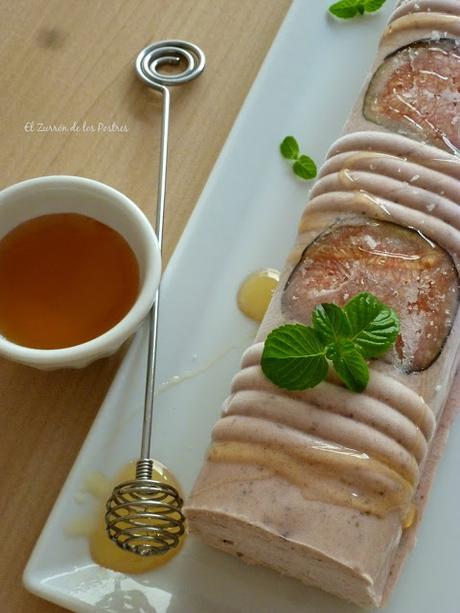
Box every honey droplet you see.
[237,268,280,322]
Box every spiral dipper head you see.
[135,40,206,91]
[105,459,185,556]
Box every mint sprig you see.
[329,0,386,19]
[261,292,399,393]
[280,136,317,180]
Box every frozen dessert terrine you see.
[185,1,460,607]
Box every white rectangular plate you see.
[24,1,460,611]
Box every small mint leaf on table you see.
[329,0,359,19]
[280,136,299,160]
[357,3,365,14]
[261,324,329,390]
[328,339,369,392]
[344,292,400,358]
[312,303,351,345]
[363,0,386,12]
[293,155,317,180]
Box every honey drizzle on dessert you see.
[297,211,335,236]
[340,151,401,167]
[207,441,415,524]
[338,168,356,188]
[354,191,393,216]
[337,151,402,190]
[402,503,418,529]
[383,13,460,41]
[332,148,460,180]
[89,461,185,573]
[302,189,393,224]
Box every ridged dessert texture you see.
[186,1,460,607]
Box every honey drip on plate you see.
[237,268,280,322]
[89,461,185,574]
[208,441,415,524]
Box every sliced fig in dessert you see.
[282,218,459,372]
[364,39,460,155]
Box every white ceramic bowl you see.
[0,175,161,369]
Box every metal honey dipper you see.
[105,40,205,556]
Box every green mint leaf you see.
[363,0,386,12]
[280,135,317,181]
[329,0,386,18]
[312,303,351,345]
[328,339,369,392]
[293,155,317,180]
[261,324,328,390]
[329,0,359,19]
[344,292,400,358]
[280,136,299,160]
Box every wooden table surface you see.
[0,1,290,611]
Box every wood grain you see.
[0,1,290,611]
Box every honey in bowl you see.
[0,213,140,349]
